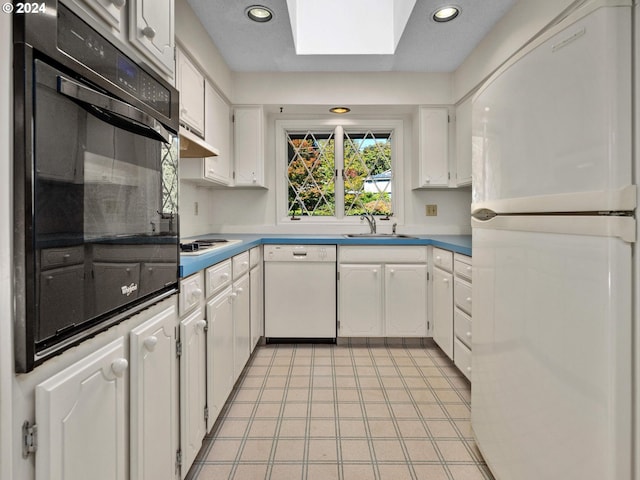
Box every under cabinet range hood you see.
[179,127,219,158]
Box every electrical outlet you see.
[425,204,438,216]
[194,202,199,216]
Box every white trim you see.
[471,214,636,243]
[471,186,637,215]
[275,118,404,226]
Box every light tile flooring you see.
[187,341,495,480]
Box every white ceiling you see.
[186,0,518,73]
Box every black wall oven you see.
[14,1,180,372]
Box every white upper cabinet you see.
[415,107,449,188]
[233,106,265,187]
[128,0,175,77]
[455,97,472,187]
[176,48,205,136]
[204,82,231,184]
[64,0,127,38]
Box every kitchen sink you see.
[344,233,418,239]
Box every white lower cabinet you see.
[250,262,264,351]
[384,264,428,336]
[130,304,179,480]
[432,266,454,359]
[233,273,251,381]
[206,286,235,429]
[453,253,472,380]
[338,246,428,337]
[339,264,384,336]
[35,337,128,480]
[179,307,207,479]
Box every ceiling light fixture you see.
[246,5,273,23]
[432,6,460,22]
[330,107,351,114]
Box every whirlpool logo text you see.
[121,283,138,296]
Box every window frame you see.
[275,118,404,226]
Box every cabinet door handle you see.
[221,273,230,280]
[111,358,129,377]
[443,278,449,284]
[435,256,441,261]
[242,261,249,267]
[229,292,238,300]
[466,297,472,303]
[196,320,207,330]
[193,288,203,298]
[389,269,395,274]
[236,287,244,294]
[466,266,472,272]
[144,336,158,352]
[372,269,378,274]
[466,331,471,338]
[110,0,125,8]
[142,26,156,39]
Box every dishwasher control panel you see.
[264,245,337,262]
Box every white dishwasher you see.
[264,245,337,340]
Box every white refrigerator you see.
[470,1,636,479]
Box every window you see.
[277,120,403,224]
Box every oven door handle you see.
[57,76,172,144]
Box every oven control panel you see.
[57,4,171,118]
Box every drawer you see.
[205,260,232,298]
[454,308,472,348]
[233,251,250,279]
[339,246,426,263]
[432,248,453,272]
[454,337,472,381]
[179,271,204,316]
[454,255,472,282]
[454,278,472,315]
[249,246,262,268]
[41,245,84,269]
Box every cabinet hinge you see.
[176,340,183,357]
[204,406,209,422]
[176,449,183,471]
[427,271,430,281]
[22,421,37,457]
[232,114,235,123]
[337,320,340,331]
[427,321,430,331]
[337,271,340,281]
[232,171,236,180]
[203,320,209,333]
[448,172,451,180]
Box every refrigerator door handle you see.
[471,209,498,221]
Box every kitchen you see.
[0,0,638,479]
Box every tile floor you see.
[186,340,495,480]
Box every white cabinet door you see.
[233,273,251,381]
[432,266,454,359]
[206,287,235,429]
[176,48,205,136]
[204,81,231,185]
[455,97,472,186]
[339,264,383,336]
[35,338,128,480]
[233,106,265,187]
[416,107,449,188]
[250,263,264,351]
[129,0,175,76]
[179,308,207,479]
[384,264,427,336]
[130,304,179,480]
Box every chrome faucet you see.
[361,214,377,234]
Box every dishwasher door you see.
[264,245,337,340]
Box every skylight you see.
[285,0,417,55]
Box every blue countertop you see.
[180,234,472,277]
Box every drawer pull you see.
[435,256,441,261]
[110,0,125,8]
[221,273,230,280]
[192,288,203,298]
[466,266,472,272]
[466,366,472,372]
[466,331,471,338]
[466,297,472,303]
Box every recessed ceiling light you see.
[330,107,351,114]
[433,6,460,22]
[246,5,273,23]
